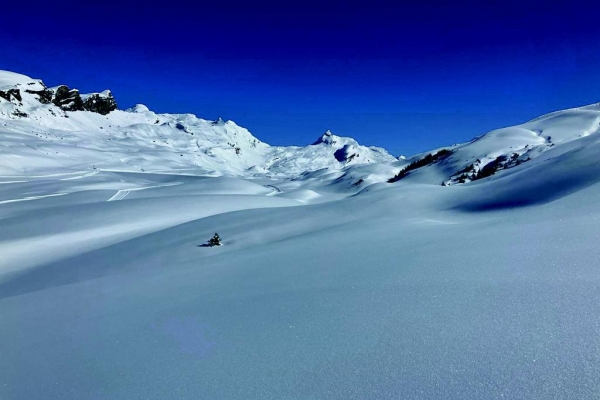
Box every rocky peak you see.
[50,85,85,112]
[212,117,226,126]
[81,90,117,115]
[313,130,340,145]
[45,85,117,114]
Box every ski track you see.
[107,190,130,201]
[0,171,92,179]
[0,180,30,184]
[107,181,184,201]
[59,170,99,181]
[0,192,69,205]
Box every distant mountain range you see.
[2,69,600,190]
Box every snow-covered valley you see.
[2,70,600,399]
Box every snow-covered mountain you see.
[3,69,600,191]
[0,70,396,177]
[3,69,600,399]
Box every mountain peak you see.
[127,104,150,113]
[313,130,342,145]
[213,117,226,126]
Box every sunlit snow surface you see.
[1,70,600,399]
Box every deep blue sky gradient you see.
[2,0,600,155]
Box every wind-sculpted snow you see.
[2,162,600,399]
[2,69,600,399]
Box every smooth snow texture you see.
[1,70,600,399]
[2,158,600,400]
[0,70,40,90]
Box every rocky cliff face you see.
[50,85,85,111]
[82,91,117,115]
[0,82,119,115]
[0,88,22,103]
[25,87,53,104]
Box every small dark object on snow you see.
[201,233,222,247]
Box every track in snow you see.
[0,180,29,185]
[59,170,100,181]
[106,181,184,201]
[0,192,69,205]
[107,190,130,201]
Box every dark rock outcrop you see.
[51,85,117,114]
[25,88,53,104]
[388,149,453,183]
[12,109,28,117]
[1,79,118,115]
[51,85,85,111]
[0,88,22,103]
[82,91,117,115]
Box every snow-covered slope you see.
[3,69,600,399]
[382,103,600,187]
[3,134,600,399]
[0,71,39,90]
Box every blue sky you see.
[2,0,600,155]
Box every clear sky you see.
[2,0,600,155]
